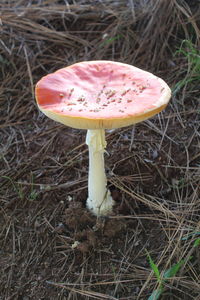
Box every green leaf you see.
[163,260,185,279]
[148,288,163,300]
[146,251,161,283]
[194,238,200,247]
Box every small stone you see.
[71,241,80,249]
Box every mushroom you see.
[35,61,171,216]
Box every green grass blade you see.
[100,34,122,47]
[182,231,200,241]
[163,260,185,279]
[146,251,161,283]
[194,238,200,247]
[148,288,163,300]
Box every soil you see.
[1,106,199,299]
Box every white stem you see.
[86,129,114,216]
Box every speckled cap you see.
[35,60,171,129]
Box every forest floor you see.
[0,1,200,299]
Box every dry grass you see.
[0,0,200,299]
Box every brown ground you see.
[0,1,200,299]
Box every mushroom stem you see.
[86,129,114,216]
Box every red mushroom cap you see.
[35,61,171,129]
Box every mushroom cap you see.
[35,61,171,129]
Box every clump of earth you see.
[63,200,129,254]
